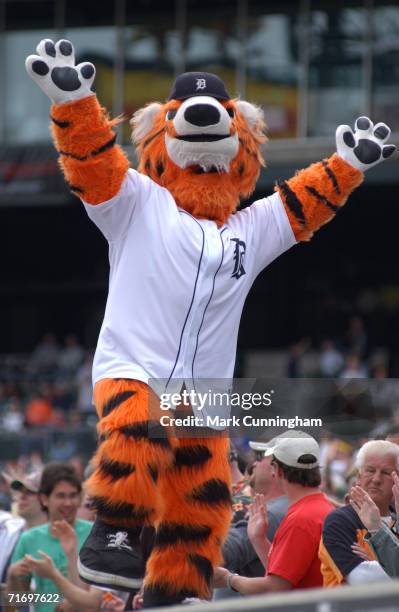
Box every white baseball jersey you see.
[83,169,296,423]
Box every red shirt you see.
[267,492,333,589]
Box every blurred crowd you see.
[287,315,395,379]
[1,430,399,610]
[0,332,94,435]
[2,314,399,438]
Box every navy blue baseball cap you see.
[168,72,230,101]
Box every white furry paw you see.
[25,39,95,104]
[336,116,396,172]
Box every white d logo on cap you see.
[196,78,206,91]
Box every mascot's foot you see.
[78,517,144,592]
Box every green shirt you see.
[11,519,92,612]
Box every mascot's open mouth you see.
[176,134,231,142]
[190,165,220,174]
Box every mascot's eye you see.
[226,107,234,118]
[166,109,177,121]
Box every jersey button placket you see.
[182,224,222,385]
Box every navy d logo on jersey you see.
[231,238,246,280]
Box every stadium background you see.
[0,0,399,461]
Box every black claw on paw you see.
[32,60,49,76]
[51,66,81,91]
[59,41,73,56]
[356,117,371,130]
[382,145,396,159]
[81,64,94,79]
[374,125,389,140]
[343,131,355,148]
[45,41,56,57]
[354,139,381,164]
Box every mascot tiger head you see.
[131,72,266,226]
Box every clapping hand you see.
[50,520,78,557]
[247,494,268,546]
[25,550,57,579]
[350,485,382,532]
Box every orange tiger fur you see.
[50,96,129,204]
[86,378,176,528]
[132,99,266,226]
[276,153,363,241]
[87,378,231,601]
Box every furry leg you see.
[142,436,232,607]
[86,379,176,528]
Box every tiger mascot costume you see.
[26,39,395,607]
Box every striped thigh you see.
[86,378,176,528]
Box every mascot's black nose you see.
[184,104,220,127]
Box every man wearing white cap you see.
[215,431,333,594]
[0,471,46,581]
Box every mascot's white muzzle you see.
[165,95,239,172]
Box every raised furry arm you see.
[50,96,129,204]
[276,153,363,241]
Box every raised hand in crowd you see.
[350,485,382,532]
[392,472,399,514]
[247,493,268,542]
[247,493,270,569]
[50,519,78,557]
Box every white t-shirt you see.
[0,511,25,579]
[83,169,296,423]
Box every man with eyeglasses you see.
[215,431,333,594]
[320,439,398,586]
[218,439,288,597]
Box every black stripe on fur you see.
[174,445,212,469]
[305,185,340,213]
[59,148,86,161]
[119,421,171,449]
[91,134,117,157]
[322,160,341,194]
[148,464,159,483]
[91,496,153,521]
[68,183,84,194]
[156,159,165,176]
[154,523,211,549]
[188,554,213,585]
[98,432,110,444]
[99,456,135,480]
[59,134,116,161]
[189,478,231,505]
[51,115,70,128]
[101,390,135,418]
[277,180,306,223]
